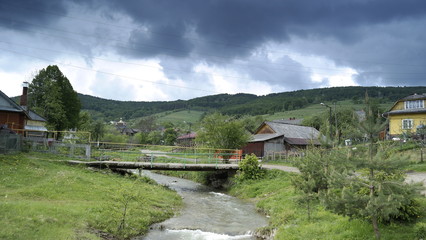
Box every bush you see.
[414,222,426,240]
[387,199,423,223]
[236,154,265,181]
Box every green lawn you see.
[156,110,204,125]
[230,170,426,240]
[0,153,182,240]
[263,100,393,121]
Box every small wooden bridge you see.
[68,160,240,171]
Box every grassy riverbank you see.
[0,153,182,240]
[229,170,426,240]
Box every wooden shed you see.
[242,121,321,158]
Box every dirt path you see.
[405,172,426,195]
[262,164,300,173]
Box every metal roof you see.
[266,121,321,139]
[250,133,283,142]
[0,90,25,113]
[401,93,426,101]
[383,108,426,117]
[21,106,47,122]
[385,93,426,115]
[177,132,197,140]
[250,121,322,145]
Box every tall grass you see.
[229,170,426,240]
[0,153,182,239]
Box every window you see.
[405,100,424,109]
[402,119,413,129]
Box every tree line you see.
[79,86,426,121]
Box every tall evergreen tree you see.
[324,94,422,240]
[29,65,81,131]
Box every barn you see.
[242,121,321,158]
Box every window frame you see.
[404,100,424,109]
[402,119,414,129]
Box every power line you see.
[0,18,368,77]
[1,40,424,88]
[0,16,349,75]
[0,47,220,94]
[2,1,425,68]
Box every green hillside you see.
[78,86,426,121]
[263,100,393,121]
[156,110,205,125]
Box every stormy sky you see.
[0,0,425,101]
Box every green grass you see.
[229,170,426,240]
[0,153,182,240]
[263,100,393,121]
[156,110,204,125]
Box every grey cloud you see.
[0,1,68,30]
[101,0,426,59]
[1,0,425,99]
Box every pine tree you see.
[324,94,422,240]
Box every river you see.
[133,171,268,240]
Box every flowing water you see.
[134,171,268,240]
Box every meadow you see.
[0,153,182,240]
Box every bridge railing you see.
[90,142,242,165]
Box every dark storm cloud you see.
[2,0,425,97]
[101,0,426,59]
[3,0,426,62]
[0,1,69,30]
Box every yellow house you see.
[383,93,426,137]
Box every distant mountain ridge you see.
[80,86,426,120]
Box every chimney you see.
[20,81,29,107]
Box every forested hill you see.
[79,86,426,120]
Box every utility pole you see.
[321,103,333,141]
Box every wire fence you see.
[0,132,22,154]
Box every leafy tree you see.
[78,111,105,142]
[147,130,162,145]
[135,132,150,144]
[196,112,250,163]
[163,122,178,145]
[239,115,265,133]
[91,120,105,142]
[136,116,158,133]
[78,111,92,131]
[29,65,81,131]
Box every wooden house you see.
[0,90,28,132]
[383,93,426,138]
[176,132,197,147]
[242,121,321,158]
[0,83,47,136]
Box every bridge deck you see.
[68,160,240,171]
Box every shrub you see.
[414,222,426,240]
[236,154,265,181]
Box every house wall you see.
[257,125,275,134]
[264,138,284,154]
[391,101,405,111]
[389,113,426,135]
[242,142,264,158]
[26,119,45,127]
[0,111,25,131]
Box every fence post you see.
[85,145,91,160]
